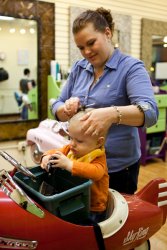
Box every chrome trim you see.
[0,237,38,249]
[0,151,36,179]
[30,143,43,164]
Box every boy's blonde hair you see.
[69,108,91,123]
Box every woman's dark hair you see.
[72,7,114,34]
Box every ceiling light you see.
[9,28,16,33]
[163,36,167,43]
[20,28,26,34]
[29,28,35,34]
[150,66,154,72]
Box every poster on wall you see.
[17,49,29,65]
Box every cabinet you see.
[139,94,167,165]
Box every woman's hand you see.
[80,107,114,136]
[63,97,80,118]
[48,152,73,172]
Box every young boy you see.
[41,110,109,223]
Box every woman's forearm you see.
[56,104,145,132]
[109,105,144,127]
[80,105,145,137]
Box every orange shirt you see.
[43,145,109,212]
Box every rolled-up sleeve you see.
[135,101,159,127]
[126,61,159,128]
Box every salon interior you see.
[0,0,167,249]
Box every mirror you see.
[141,18,167,72]
[151,35,167,83]
[0,0,55,141]
[0,16,38,120]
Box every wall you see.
[48,0,167,72]
[1,0,167,112]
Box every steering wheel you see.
[0,151,36,179]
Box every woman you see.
[51,7,158,194]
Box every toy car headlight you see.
[30,143,43,164]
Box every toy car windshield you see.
[0,169,44,218]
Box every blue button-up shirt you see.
[52,49,158,172]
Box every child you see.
[41,110,109,223]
